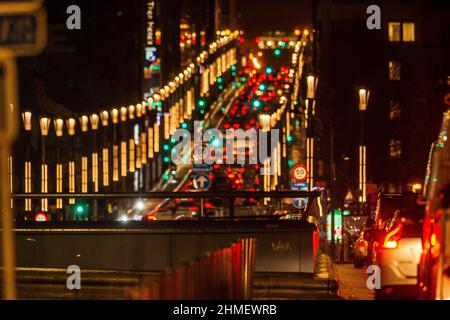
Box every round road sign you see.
[291,165,308,182]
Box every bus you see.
[418,108,450,299]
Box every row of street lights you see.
[13,32,240,217]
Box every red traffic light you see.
[34,212,48,222]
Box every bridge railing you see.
[127,238,256,300]
[11,190,322,221]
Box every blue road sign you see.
[193,163,212,173]
[292,182,309,209]
[193,173,211,190]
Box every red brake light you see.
[146,215,156,221]
[34,212,48,222]
[204,203,214,209]
[189,206,199,211]
[382,224,402,249]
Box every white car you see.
[372,194,424,299]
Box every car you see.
[418,108,450,300]
[370,193,424,299]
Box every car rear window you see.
[379,194,422,221]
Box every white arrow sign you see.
[193,173,210,190]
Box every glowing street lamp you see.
[22,112,33,212]
[79,115,89,193]
[358,87,370,211]
[358,88,370,111]
[90,114,100,193]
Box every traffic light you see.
[198,98,206,107]
[265,67,273,74]
[73,202,88,219]
[274,48,281,56]
[34,212,48,222]
[258,83,266,91]
[252,100,261,109]
[198,98,206,115]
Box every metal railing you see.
[127,238,256,300]
[12,190,322,221]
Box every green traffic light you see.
[73,202,88,217]
[163,144,169,151]
[198,99,206,107]
[287,135,293,143]
[265,67,273,74]
[181,122,188,129]
[288,159,294,168]
[252,100,261,108]
[274,49,281,56]
[259,83,266,91]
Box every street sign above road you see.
[193,163,212,173]
[291,164,308,182]
[0,1,47,56]
[292,181,308,209]
[193,173,211,191]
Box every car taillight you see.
[189,206,199,211]
[382,224,402,249]
[204,203,214,209]
[146,215,156,221]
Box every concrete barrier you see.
[14,220,317,274]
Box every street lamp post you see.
[358,88,370,215]
[119,106,128,192]
[66,118,76,209]
[54,118,64,218]
[79,115,89,195]
[21,112,32,218]
[39,117,50,215]
[259,114,271,204]
[89,114,99,220]
[306,75,318,191]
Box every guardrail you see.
[12,190,322,220]
[127,238,256,300]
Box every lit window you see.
[402,22,415,42]
[389,140,402,158]
[389,61,401,80]
[389,100,401,119]
[388,22,401,42]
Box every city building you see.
[317,0,450,205]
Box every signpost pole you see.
[0,56,18,300]
[1,0,47,299]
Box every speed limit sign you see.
[291,165,308,182]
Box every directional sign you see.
[0,2,47,56]
[292,181,308,209]
[193,163,212,173]
[291,165,308,182]
[193,173,211,190]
